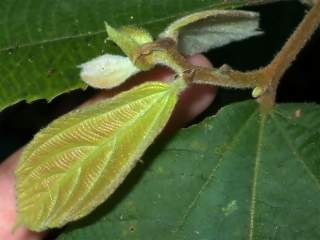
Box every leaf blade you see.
[15,81,182,231]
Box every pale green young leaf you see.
[106,23,152,63]
[120,25,153,45]
[160,10,261,55]
[15,80,186,231]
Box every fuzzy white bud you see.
[80,54,140,89]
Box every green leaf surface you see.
[0,0,282,112]
[15,80,183,231]
[59,100,320,239]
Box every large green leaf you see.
[0,0,284,112]
[59,100,320,239]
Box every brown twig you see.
[134,2,320,109]
[259,1,320,108]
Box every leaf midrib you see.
[170,106,259,237]
[248,113,266,240]
[64,90,174,223]
[23,90,166,164]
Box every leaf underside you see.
[60,100,320,240]
[178,11,261,56]
[0,0,282,112]
[15,81,178,231]
[160,10,261,56]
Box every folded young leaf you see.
[160,10,261,55]
[120,25,154,45]
[15,80,186,231]
[106,23,153,64]
[79,54,140,89]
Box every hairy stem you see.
[259,2,320,108]
[135,2,320,104]
[192,67,268,89]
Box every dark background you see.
[0,1,319,161]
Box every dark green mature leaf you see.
[0,0,283,112]
[59,101,320,239]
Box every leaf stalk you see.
[258,1,320,108]
[133,3,320,110]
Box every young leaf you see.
[106,23,153,65]
[79,54,140,89]
[15,79,186,231]
[120,25,154,45]
[80,25,152,90]
[160,10,261,55]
